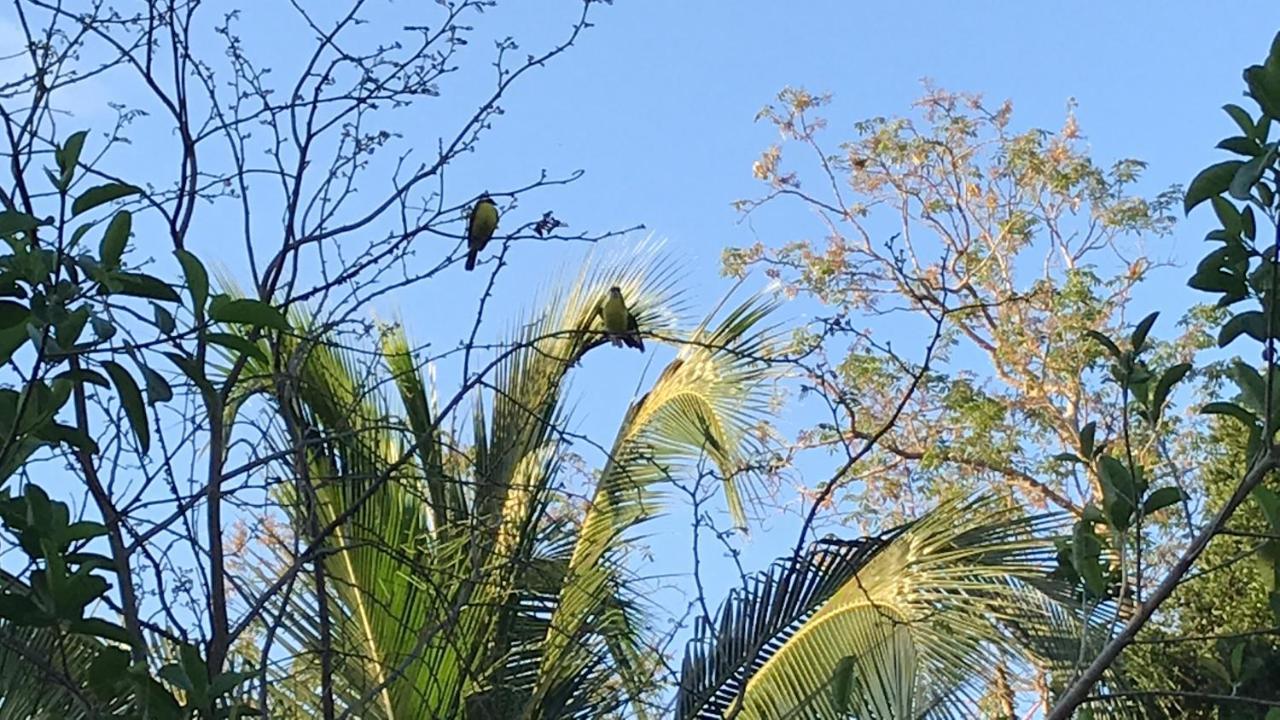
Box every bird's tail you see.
[465,249,477,271]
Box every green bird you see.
[599,286,644,351]
[464,193,499,271]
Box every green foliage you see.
[1122,422,1280,719]
[0,130,263,718]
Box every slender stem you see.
[69,355,147,660]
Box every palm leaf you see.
[0,621,107,718]
[675,534,903,720]
[529,292,783,718]
[676,495,1094,720]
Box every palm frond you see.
[0,621,111,719]
[530,292,783,718]
[676,495,1089,720]
[675,534,903,720]
[382,322,465,531]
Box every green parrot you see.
[599,286,644,351]
[465,193,499,271]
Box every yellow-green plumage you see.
[465,196,499,271]
[601,286,643,351]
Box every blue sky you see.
[5,0,1280,704]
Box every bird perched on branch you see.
[599,286,644,351]
[464,193,499,271]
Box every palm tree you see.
[236,248,783,719]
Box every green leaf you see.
[140,365,173,405]
[1202,656,1232,685]
[0,300,27,329]
[1151,363,1192,420]
[1130,311,1158,352]
[1253,487,1280,533]
[1072,523,1106,596]
[1244,205,1258,239]
[69,617,132,644]
[64,520,107,542]
[56,131,88,186]
[209,670,257,700]
[1225,104,1257,136]
[1217,136,1262,156]
[153,303,176,335]
[1052,452,1085,464]
[71,183,140,217]
[206,332,269,363]
[1212,196,1243,236]
[1185,160,1244,213]
[90,314,116,342]
[1084,330,1122,360]
[1230,152,1273,200]
[1078,421,1097,458]
[109,272,180,303]
[164,352,211,393]
[175,249,208,318]
[1201,401,1259,427]
[1097,455,1136,530]
[102,360,149,454]
[0,211,42,238]
[0,593,49,624]
[830,656,855,714]
[55,306,90,351]
[1246,65,1280,119]
[36,423,99,455]
[1219,310,1267,347]
[1229,360,1267,413]
[134,670,184,720]
[210,298,289,332]
[87,646,131,696]
[99,210,131,268]
[52,570,109,619]
[1189,265,1248,299]
[179,642,211,706]
[158,663,194,693]
[1142,487,1187,516]
[52,368,109,388]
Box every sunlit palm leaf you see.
[675,534,903,719]
[383,323,465,532]
[530,293,783,718]
[676,495,1091,720]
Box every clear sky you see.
[5,0,1280,706]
